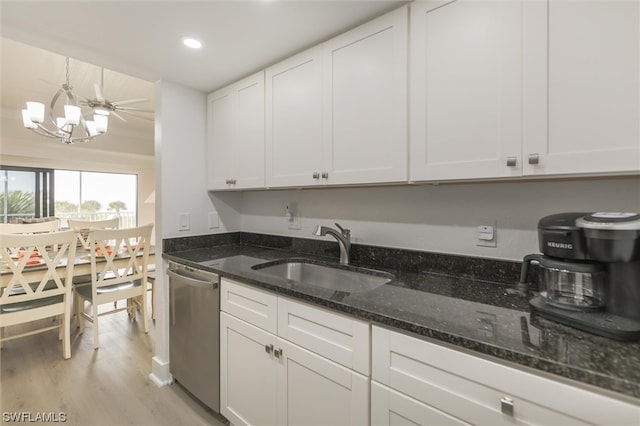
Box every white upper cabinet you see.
[322,5,408,185]
[265,6,408,188]
[410,0,639,182]
[207,71,265,190]
[266,46,324,187]
[522,0,640,176]
[410,0,523,181]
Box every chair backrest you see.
[0,230,77,307]
[88,224,153,290]
[0,219,61,234]
[68,217,119,250]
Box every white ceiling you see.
[1,0,405,157]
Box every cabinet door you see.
[277,338,369,426]
[371,381,469,426]
[322,6,408,185]
[266,46,324,188]
[233,72,265,189]
[220,312,277,426]
[523,0,640,175]
[207,88,235,190]
[207,71,265,190]
[410,0,522,181]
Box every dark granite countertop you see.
[163,243,640,401]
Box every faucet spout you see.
[312,223,351,265]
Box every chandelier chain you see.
[65,57,71,88]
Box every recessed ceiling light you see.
[182,37,202,49]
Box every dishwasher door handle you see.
[167,268,219,289]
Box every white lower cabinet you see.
[372,326,640,426]
[371,381,468,426]
[220,278,370,426]
[278,338,369,426]
[220,312,278,426]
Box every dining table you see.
[0,245,156,286]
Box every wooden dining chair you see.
[0,230,77,359]
[74,224,153,350]
[0,219,60,234]
[67,217,119,250]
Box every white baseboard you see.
[149,355,173,387]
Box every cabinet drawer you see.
[278,297,370,375]
[372,326,639,426]
[371,381,469,426]
[221,278,277,334]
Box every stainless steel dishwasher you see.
[167,261,220,413]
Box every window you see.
[0,166,138,227]
[0,167,54,223]
[54,170,137,228]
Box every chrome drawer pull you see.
[528,154,540,165]
[500,397,514,416]
[312,172,320,179]
[506,157,517,167]
[265,344,274,354]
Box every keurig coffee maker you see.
[519,212,640,341]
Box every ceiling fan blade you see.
[111,111,127,122]
[117,110,154,121]
[94,83,105,103]
[117,107,154,113]
[112,98,149,106]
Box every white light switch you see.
[208,211,219,229]
[178,213,190,231]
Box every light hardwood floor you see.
[0,295,228,426]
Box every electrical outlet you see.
[476,222,497,247]
[288,214,301,230]
[286,202,301,230]
[178,213,190,231]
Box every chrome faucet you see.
[313,223,351,265]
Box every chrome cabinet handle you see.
[528,154,540,165]
[312,172,320,179]
[506,157,517,167]
[273,348,283,358]
[500,397,514,416]
[265,344,274,354]
[225,179,237,185]
[321,172,329,179]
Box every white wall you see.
[240,177,640,261]
[155,81,241,239]
[151,79,241,386]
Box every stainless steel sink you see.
[252,258,393,293]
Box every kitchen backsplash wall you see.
[237,177,640,262]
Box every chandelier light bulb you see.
[94,114,108,133]
[21,110,37,129]
[26,102,45,123]
[94,107,110,116]
[56,117,71,134]
[85,120,98,137]
[64,105,81,125]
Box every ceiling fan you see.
[79,68,153,122]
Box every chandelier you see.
[20,57,109,144]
